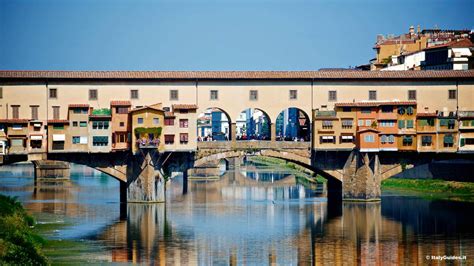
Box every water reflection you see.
[0,163,473,264]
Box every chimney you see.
[409,25,415,37]
[417,25,421,34]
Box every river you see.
[0,162,473,264]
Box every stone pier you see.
[126,151,166,203]
[32,160,70,180]
[342,150,381,201]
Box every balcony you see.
[136,138,160,149]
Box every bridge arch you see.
[275,107,311,142]
[235,108,272,141]
[197,107,232,141]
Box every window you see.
[137,117,143,124]
[421,136,432,146]
[170,90,179,101]
[398,120,405,129]
[365,120,371,126]
[448,89,457,100]
[116,107,128,114]
[402,136,413,146]
[72,121,78,127]
[381,106,393,113]
[249,90,258,101]
[380,120,395,127]
[53,106,60,119]
[328,90,337,101]
[89,89,98,100]
[210,90,218,100]
[369,90,377,100]
[153,118,160,125]
[406,120,414,128]
[289,90,298,100]
[408,90,417,100]
[130,89,139,99]
[461,138,474,146]
[361,108,371,114]
[180,133,189,144]
[53,124,64,130]
[12,124,23,130]
[179,109,188,114]
[444,134,454,147]
[79,121,87,127]
[322,120,333,129]
[49,88,57,99]
[448,119,455,129]
[0,87,2,98]
[320,136,335,144]
[165,118,175,126]
[165,135,175,145]
[92,121,109,129]
[119,122,125,127]
[115,133,128,143]
[10,139,24,147]
[73,108,88,114]
[180,119,189,128]
[406,106,414,115]
[342,107,351,112]
[364,135,375,142]
[340,135,353,143]
[93,136,109,146]
[341,119,353,129]
[72,136,80,144]
[52,141,64,150]
[358,120,364,126]
[11,105,19,119]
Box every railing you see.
[197,141,311,150]
[136,139,160,149]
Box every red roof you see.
[0,70,473,80]
[110,100,132,106]
[417,112,437,117]
[68,104,89,108]
[130,105,164,113]
[358,128,380,133]
[335,101,417,107]
[172,104,198,110]
[47,119,69,124]
[425,38,473,50]
[0,118,29,123]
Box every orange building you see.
[416,113,437,152]
[110,101,132,151]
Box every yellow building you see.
[130,104,165,153]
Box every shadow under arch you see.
[197,107,233,141]
[275,107,311,142]
[235,108,272,141]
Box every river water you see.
[0,162,473,265]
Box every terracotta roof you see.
[417,112,437,117]
[68,104,90,108]
[335,101,417,107]
[165,112,176,118]
[129,105,164,113]
[425,38,473,50]
[0,118,29,123]
[0,70,473,80]
[110,100,132,106]
[358,128,380,133]
[47,119,69,124]
[172,104,198,110]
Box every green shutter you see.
[407,120,414,128]
[419,119,428,126]
[444,135,454,144]
[440,119,448,126]
[407,106,414,115]
[398,120,405,129]
[471,120,474,126]
[460,138,465,147]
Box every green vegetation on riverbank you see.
[0,194,48,265]
[248,156,327,183]
[382,178,474,200]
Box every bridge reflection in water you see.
[1,164,474,264]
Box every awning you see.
[33,123,42,128]
[52,134,65,141]
[30,135,43,140]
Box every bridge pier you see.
[342,151,381,201]
[32,160,70,180]
[126,151,165,203]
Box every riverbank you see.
[382,178,474,201]
[0,194,48,265]
[247,156,327,183]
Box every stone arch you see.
[275,107,311,142]
[197,107,233,141]
[235,108,272,141]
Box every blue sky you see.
[0,0,473,71]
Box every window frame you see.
[448,89,457,100]
[89,89,98,100]
[49,88,57,99]
[408,90,417,100]
[328,90,337,101]
[210,90,219,100]
[369,90,377,101]
[289,90,298,100]
[130,89,139,100]
[170,90,179,101]
[249,90,258,101]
